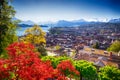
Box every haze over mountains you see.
[13,18,120,27]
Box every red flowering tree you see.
[0,42,79,80]
[0,59,9,79]
[57,60,79,79]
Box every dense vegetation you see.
[99,66,120,80]
[0,42,79,80]
[0,0,18,57]
[0,42,120,80]
[20,25,47,56]
[107,40,120,53]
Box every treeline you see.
[42,56,120,80]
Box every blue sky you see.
[12,0,120,22]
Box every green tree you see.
[0,0,18,57]
[20,25,47,56]
[92,42,100,49]
[99,66,120,80]
[74,60,97,80]
[107,40,120,52]
[55,45,61,50]
[37,44,47,56]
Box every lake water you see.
[16,27,50,36]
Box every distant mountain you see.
[55,20,73,27]
[18,24,48,28]
[13,17,120,27]
[19,20,35,25]
[109,18,120,23]
[53,19,89,27]
[41,19,105,27]
[12,17,35,25]
[72,19,86,22]
[18,24,33,27]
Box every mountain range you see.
[109,18,120,23]
[13,18,120,27]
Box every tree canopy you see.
[0,42,79,80]
[20,25,47,56]
[21,25,46,45]
[99,66,120,80]
[107,40,120,53]
[0,0,18,57]
[74,60,97,80]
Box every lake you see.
[16,27,50,36]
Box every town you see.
[46,23,120,68]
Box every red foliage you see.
[57,60,79,79]
[57,60,79,75]
[0,59,9,79]
[6,42,35,57]
[0,42,79,80]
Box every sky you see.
[12,0,120,23]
